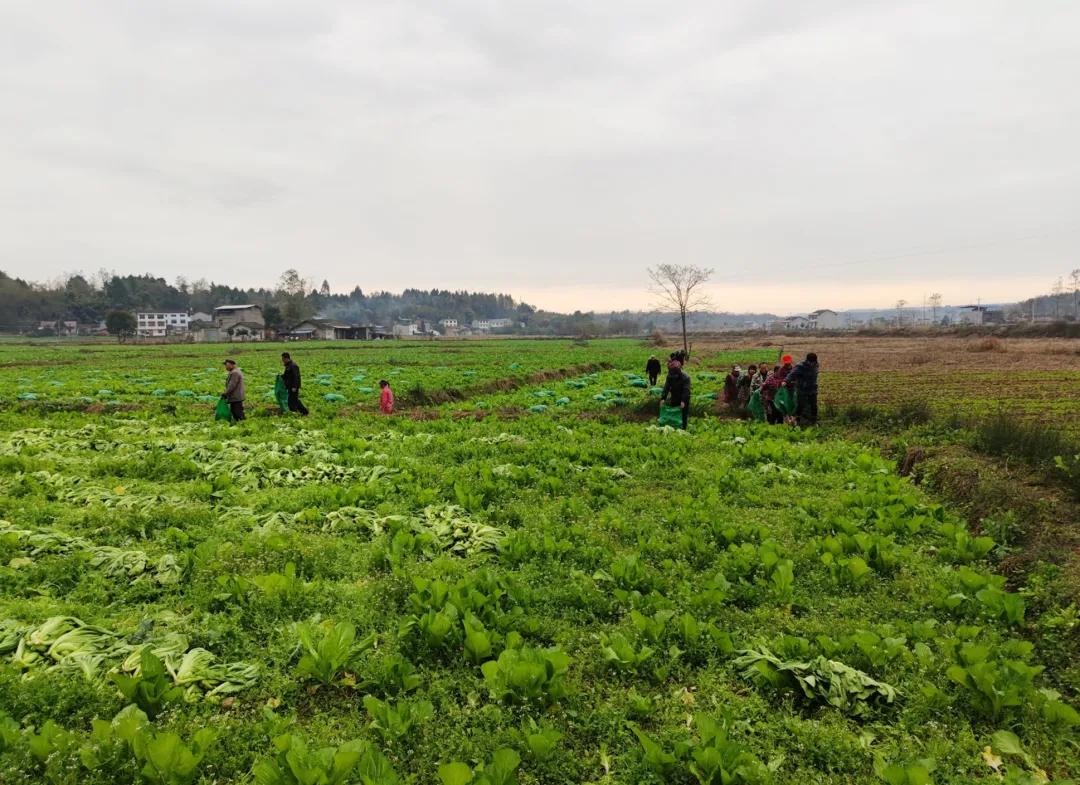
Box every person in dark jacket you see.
[785,352,819,426]
[281,352,309,416]
[661,353,692,430]
[645,355,662,387]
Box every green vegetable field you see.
[0,339,1076,784]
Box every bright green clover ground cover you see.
[0,340,1076,785]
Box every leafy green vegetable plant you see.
[252,734,399,785]
[293,620,376,687]
[437,748,520,785]
[110,649,182,719]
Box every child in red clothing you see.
[379,380,394,414]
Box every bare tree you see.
[1071,268,1080,319]
[895,299,907,328]
[1052,277,1064,319]
[928,293,943,324]
[277,269,314,325]
[647,265,714,357]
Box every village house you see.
[808,309,841,329]
[136,311,191,337]
[191,304,266,342]
[284,319,374,340]
[35,320,80,336]
[471,318,513,331]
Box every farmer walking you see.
[785,352,820,426]
[222,359,246,421]
[379,379,395,414]
[661,352,692,430]
[281,352,309,416]
[645,355,662,387]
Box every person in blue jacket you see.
[785,352,819,426]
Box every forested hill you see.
[0,270,532,332]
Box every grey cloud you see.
[1,1,1078,309]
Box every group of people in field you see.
[220,353,394,421]
[721,352,819,427]
[218,348,817,428]
[651,350,819,430]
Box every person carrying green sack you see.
[221,359,246,421]
[281,352,308,415]
[659,351,691,430]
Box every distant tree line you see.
[0,268,658,337]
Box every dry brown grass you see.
[968,337,1006,353]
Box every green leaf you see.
[438,761,474,785]
[989,730,1034,767]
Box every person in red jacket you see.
[379,380,394,414]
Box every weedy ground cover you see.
[0,339,1076,784]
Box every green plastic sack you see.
[774,386,797,417]
[658,403,684,428]
[747,390,765,421]
[274,375,289,412]
[214,398,232,422]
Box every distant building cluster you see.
[115,305,518,343]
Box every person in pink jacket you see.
[379,379,394,414]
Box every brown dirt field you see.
[696,334,1080,373]
[695,334,1080,431]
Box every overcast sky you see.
[2,1,1078,313]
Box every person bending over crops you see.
[645,355,662,387]
[221,359,246,421]
[281,352,309,416]
[379,379,394,414]
[661,353,691,430]
[785,352,819,426]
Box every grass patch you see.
[974,411,1074,463]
